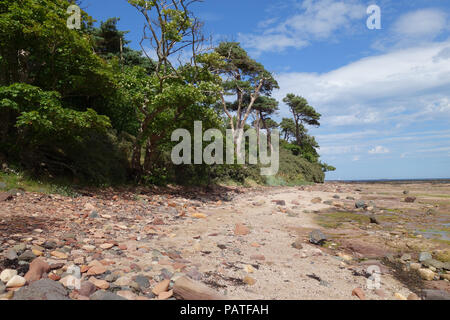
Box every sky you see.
[81,0,450,180]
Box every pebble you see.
[158,289,173,300]
[309,230,327,245]
[234,223,250,236]
[117,290,137,300]
[351,287,365,300]
[50,251,68,260]
[394,293,407,300]
[6,275,26,288]
[407,293,420,300]
[243,276,256,285]
[89,277,110,290]
[80,280,97,296]
[152,279,170,295]
[5,249,18,260]
[1,269,18,283]
[418,268,435,281]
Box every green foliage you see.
[0,0,334,188]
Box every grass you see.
[0,171,79,197]
[316,211,370,229]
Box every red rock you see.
[152,279,170,295]
[118,244,127,250]
[158,289,173,300]
[24,258,50,283]
[234,223,250,236]
[86,265,107,276]
[48,273,61,281]
[80,265,90,273]
[352,288,366,300]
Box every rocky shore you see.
[1,182,449,300]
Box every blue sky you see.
[82,0,450,180]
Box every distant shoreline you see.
[325,178,450,184]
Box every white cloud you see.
[393,9,447,39]
[368,146,390,154]
[239,0,366,53]
[273,41,450,115]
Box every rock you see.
[292,238,303,250]
[418,268,435,281]
[114,276,132,287]
[18,250,36,262]
[244,265,255,273]
[0,283,5,294]
[89,211,99,218]
[86,265,107,276]
[369,215,379,224]
[158,289,173,300]
[99,243,114,250]
[59,275,80,288]
[374,289,386,298]
[13,243,26,253]
[422,259,444,270]
[346,196,355,200]
[355,201,366,209]
[403,190,409,195]
[419,252,432,262]
[152,279,170,295]
[0,192,13,202]
[84,203,95,212]
[117,290,137,300]
[192,213,207,219]
[310,197,322,204]
[13,279,69,300]
[90,291,127,300]
[32,249,43,257]
[441,274,450,281]
[400,253,411,261]
[421,289,450,300]
[4,249,18,260]
[24,258,50,283]
[243,276,256,286]
[410,263,421,270]
[271,200,286,206]
[50,251,68,260]
[407,293,420,300]
[42,241,57,250]
[1,269,18,283]
[309,229,327,245]
[234,223,250,236]
[333,195,340,199]
[352,287,365,300]
[6,275,26,288]
[405,197,416,203]
[173,276,226,300]
[134,275,150,289]
[77,280,96,297]
[394,293,407,300]
[89,277,109,290]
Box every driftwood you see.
[173,276,228,300]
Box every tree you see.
[127,0,220,175]
[280,118,296,142]
[205,42,278,158]
[282,94,321,146]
